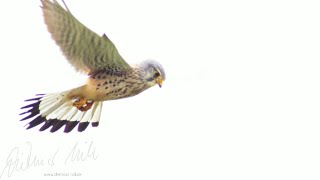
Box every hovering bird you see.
[20,0,166,133]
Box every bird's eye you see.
[154,72,160,78]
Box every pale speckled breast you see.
[87,69,149,101]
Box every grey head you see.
[139,59,166,88]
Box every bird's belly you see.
[86,78,147,101]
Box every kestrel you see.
[20,0,166,133]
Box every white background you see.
[0,0,319,179]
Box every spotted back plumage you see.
[41,0,130,74]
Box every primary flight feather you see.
[20,0,166,133]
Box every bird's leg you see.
[73,97,94,112]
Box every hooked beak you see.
[155,76,164,88]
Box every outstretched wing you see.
[41,0,130,74]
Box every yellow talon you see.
[73,97,94,111]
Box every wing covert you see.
[41,0,130,74]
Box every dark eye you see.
[154,72,160,78]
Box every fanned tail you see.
[20,91,103,133]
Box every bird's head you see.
[139,59,166,88]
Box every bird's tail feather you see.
[20,90,103,133]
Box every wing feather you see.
[41,0,130,74]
